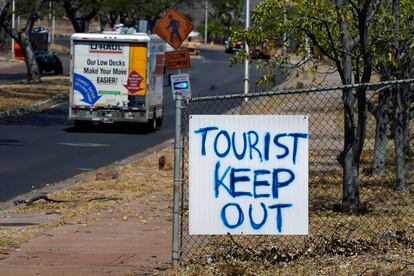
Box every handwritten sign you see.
[189,115,309,235]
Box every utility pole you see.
[11,0,15,59]
[243,0,250,101]
[204,0,208,44]
[52,7,55,43]
[48,1,52,44]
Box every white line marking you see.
[58,142,111,147]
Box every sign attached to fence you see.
[189,115,309,235]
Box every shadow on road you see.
[0,107,161,136]
[0,138,24,147]
[64,122,159,135]
[0,108,70,127]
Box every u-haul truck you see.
[69,33,165,130]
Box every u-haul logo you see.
[89,44,123,54]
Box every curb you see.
[0,60,24,69]
[0,92,68,120]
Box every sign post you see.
[159,9,193,266]
[172,92,183,267]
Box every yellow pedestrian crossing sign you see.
[154,8,194,49]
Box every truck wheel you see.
[54,61,63,75]
[146,117,157,132]
[156,116,163,128]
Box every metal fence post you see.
[172,92,183,267]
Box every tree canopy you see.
[231,0,414,210]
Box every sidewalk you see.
[0,190,172,275]
[0,51,24,68]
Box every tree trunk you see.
[338,50,361,210]
[20,34,40,81]
[109,12,118,28]
[81,19,89,33]
[342,150,360,208]
[63,1,96,33]
[146,16,157,33]
[99,14,108,32]
[340,85,361,210]
[0,0,42,81]
[390,0,408,190]
[373,89,390,175]
[0,28,7,49]
[336,0,361,210]
[392,86,408,190]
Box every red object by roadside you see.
[14,41,24,60]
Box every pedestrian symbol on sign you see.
[167,15,182,43]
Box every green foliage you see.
[96,0,196,30]
[371,0,414,79]
[232,0,414,86]
[199,0,243,39]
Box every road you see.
[0,47,282,202]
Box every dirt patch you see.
[0,76,69,112]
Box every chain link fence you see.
[175,79,414,263]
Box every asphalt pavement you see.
[0,47,278,202]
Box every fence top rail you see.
[189,78,414,103]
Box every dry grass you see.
[0,148,174,253]
[169,251,414,275]
[0,76,69,112]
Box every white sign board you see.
[189,115,308,235]
[171,74,191,99]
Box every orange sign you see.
[154,8,193,49]
[165,49,191,70]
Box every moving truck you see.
[69,33,165,130]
